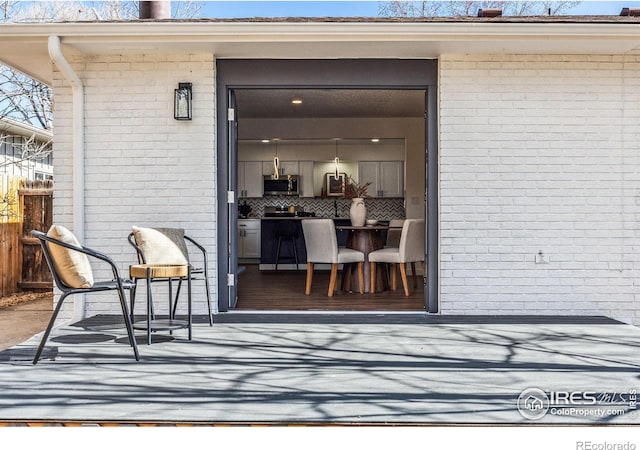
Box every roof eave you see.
[1,20,640,86]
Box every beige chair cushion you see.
[131,226,189,265]
[46,225,94,288]
[368,247,402,264]
[337,248,365,264]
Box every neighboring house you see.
[0,116,53,181]
[1,116,52,224]
[0,14,639,325]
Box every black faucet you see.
[334,200,338,217]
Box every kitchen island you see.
[259,217,351,270]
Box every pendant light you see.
[334,138,340,179]
[272,139,280,180]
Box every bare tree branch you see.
[0,134,53,170]
[0,66,52,129]
[0,0,203,135]
[8,1,202,22]
[378,1,582,17]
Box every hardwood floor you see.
[236,264,425,311]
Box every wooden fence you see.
[0,222,22,296]
[0,177,52,296]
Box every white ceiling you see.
[235,89,426,118]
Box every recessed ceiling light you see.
[371,138,380,143]
[261,139,270,143]
[291,99,303,105]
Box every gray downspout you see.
[48,35,86,320]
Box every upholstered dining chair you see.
[386,219,405,248]
[368,219,425,296]
[31,226,139,364]
[128,226,213,326]
[301,219,365,297]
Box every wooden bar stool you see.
[129,263,192,345]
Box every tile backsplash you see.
[240,197,406,220]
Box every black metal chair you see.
[128,228,213,326]
[31,229,140,364]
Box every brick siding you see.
[439,54,640,324]
[50,51,640,325]
[51,53,216,321]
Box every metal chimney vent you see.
[478,8,502,17]
[620,7,640,16]
[139,1,171,19]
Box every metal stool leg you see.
[172,278,182,318]
[291,236,299,270]
[187,266,192,340]
[146,268,152,345]
[275,236,283,271]
[204,273,213,325]
[130,279,138,324]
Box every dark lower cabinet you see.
[333,219,351,247]
[261,220,306,266]
[260,219,351,267]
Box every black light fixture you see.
[272,139,280,180]
[333,138,341,179]
[174,82,192,120]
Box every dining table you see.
[335,224,396,293]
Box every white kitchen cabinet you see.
[298,161,314,197]
[238,161,263,198]
[262,160,299,176]
[358,161,404,198]
[238,219,261,258]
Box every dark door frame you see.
[216,59,438,313]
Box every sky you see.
[198,0,640,18]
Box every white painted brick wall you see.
[49,66,75,322]
[49,51,640,326]
[51,53,217,321]
[439,54,640,325]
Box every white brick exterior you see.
[52,53,216,321]
[50,51,640,325]
[439,54,640,324]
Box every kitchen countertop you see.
[258,216,350,220]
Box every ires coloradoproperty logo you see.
[517,388,638,420]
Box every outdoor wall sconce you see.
[174,82,192,120]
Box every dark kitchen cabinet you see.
[260,219,351,269]
[260,220,307,268]
[333,219,351,247]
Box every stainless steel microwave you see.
[263,175,299,196]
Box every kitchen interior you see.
[235,88,427,311]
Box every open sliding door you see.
[217,59,438,313]
[426,85,439,313]
[227,89,239,308]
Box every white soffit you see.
[0,21,639,85]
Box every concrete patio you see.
[1,313,639,425]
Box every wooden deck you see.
[236,264,425,311]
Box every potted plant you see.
[344,175,371,226]
[343,175,371,199]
